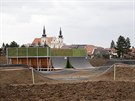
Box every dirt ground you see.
[90,58,108,67]
[0,64,135,101]
[1,81,135,101]
[94,65,135,81]
[0,68,55,85]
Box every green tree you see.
[110,40,115,49]
[9,41,19,47]
[125,37,131,53]
[6,43,9,47]
[21,44,25,47]
[115,35,131,58]
[2,43,5,48]
[0,43,7,55]
[38,42,41,46]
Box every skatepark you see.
[1,47,135,101]
[1,59,135,101]
[1,55,135,81]
[1,47,135,81]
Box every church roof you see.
[32,38,41,45]
[85,45,100,55]
[47,37,53,44]
[32,37,54,45]
[59,28,63,38]
[132,48,135,53]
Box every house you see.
[106,48,118,59]
[106,48,135,59]
[32,26,64,48]
[62,44,87,49]
[127,48,135,59]
[85,45,97,57]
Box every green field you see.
[7,47,87,57]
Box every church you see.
[32,26,64,48]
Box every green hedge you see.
[73,49,87,57]
[8,48,17,56]
[51,49,73,56]
[38,47,51,56]
[18,48,27,56]
[28,48,37,56]
[7,47,87,57]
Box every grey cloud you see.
[0,0,134,47]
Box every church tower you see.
[58,27,63,48]
[41,26,47,46]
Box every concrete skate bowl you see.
[39,69,93,81]
[69,57,94,69]
[51,57,67,69]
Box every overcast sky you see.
[0,0,135,48]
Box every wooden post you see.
[16,48,18,64]
[6,48,8,64]
[114,65,116,81]
[26,47,28,65]
[37,47,39,69]
[30,67,35,84]
[47,47,48,71]
[49,48,53,71]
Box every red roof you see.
[132,48,135,53]
[47,37,53,44]
[32,38,41,45]
[86,45,96,55]
[32,37,53,45]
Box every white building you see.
[32,26,64,48]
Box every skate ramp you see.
[69,57,93,69]
[51,57,67,69]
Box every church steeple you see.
[59,27,63,38]
[42,26,46,37]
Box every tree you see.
[5,43,9,48]
[110,40,115,49]
[9,41,19,47]
[2,43,5,48]
[21,45,25,47]
[115,35,131,58]
[2,43,6,55]
[125,37,131,53]
[38,42,41,46]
